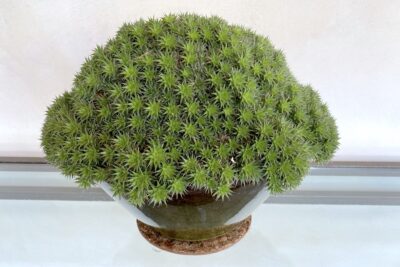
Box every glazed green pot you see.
[101,181,269,253]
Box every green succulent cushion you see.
[41,14,339,206]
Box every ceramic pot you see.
[100,182,269,254]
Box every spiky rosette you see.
[41,14,339,206]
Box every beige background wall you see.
[1,0,399,161]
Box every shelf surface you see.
[1,200,399,267]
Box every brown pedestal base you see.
[137,216,252,255]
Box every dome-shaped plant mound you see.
[41,14,339,206]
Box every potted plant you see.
[41,14,339,255]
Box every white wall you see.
[1,0,399,161]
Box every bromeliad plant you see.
[41,14,339,207]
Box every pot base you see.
[137,216,251,255]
